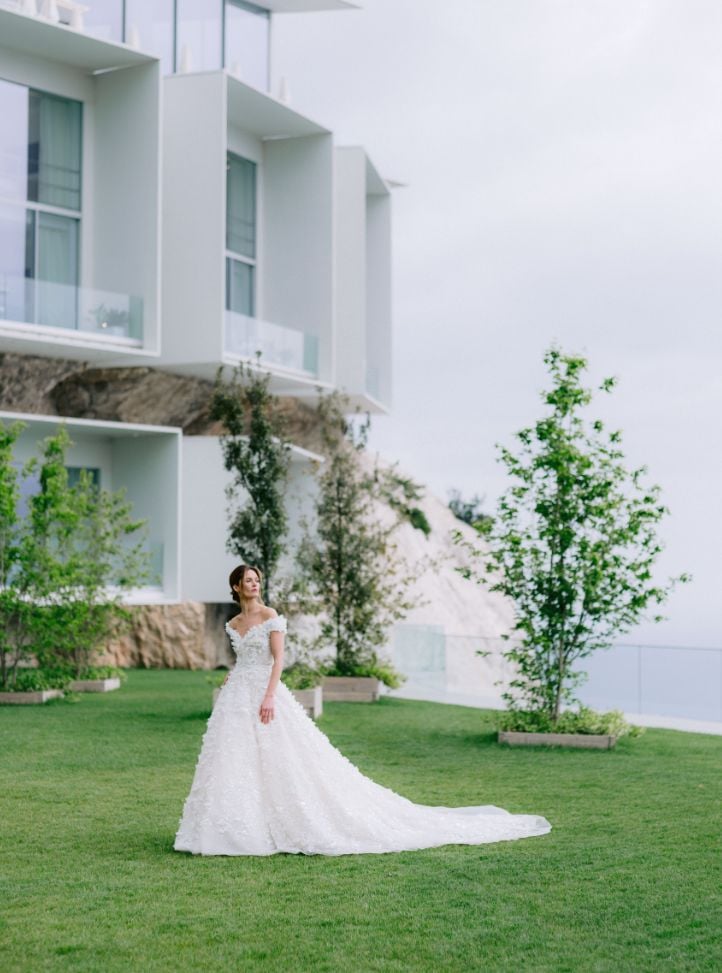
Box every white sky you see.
[274,0,722,648]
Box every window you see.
[224,1,270,90]
[0,80,82,331]
[66,467,101,489]
[225,153,257,317]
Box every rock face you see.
[51,366,216,432]
[100,602,237,670]
[0,353,84,414]
[0,353,324,447]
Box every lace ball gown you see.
[173,616,551,856]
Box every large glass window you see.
[0,81,29,201]
[225,152,257,317]
[176,0,223,73]
[0,79,82,332]
[125,0,175,76]
[225,1,270,90]
[226,153,256,258]
[83,0,124,43]
[27,90,82,211]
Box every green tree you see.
[210,361,290,601]
[378,464,431,537]
[0,419,38,691]
[299,393,413,684]
[4,425,150,684]
[38,461,150,679]
[458,347,688,722]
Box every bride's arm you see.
[260,631,284,724]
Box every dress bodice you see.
[225,615,287,670]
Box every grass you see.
[1,670,720,973]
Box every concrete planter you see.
[498,730,618,750]
[69,677,121,693]
[322,676,382,703]
[291,685,323,719]
[212,687,222,707]
[0,689,64,705]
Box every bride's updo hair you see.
[229,564,264,610]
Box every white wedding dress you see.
[173,616,551,856]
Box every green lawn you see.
[1,671,720,973]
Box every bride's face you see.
[239,570,260,600]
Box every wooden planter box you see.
[0,689,64,705]
[322,676,382,703]
[69,677,121,693]
[291,686,323,719]
[498,730,618,750]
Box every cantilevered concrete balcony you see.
[160,70,335,397]
[0,8,162,363]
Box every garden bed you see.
[69,677,121,693]
[0,689,64,705]
[291,685,323,719]
[498,730,618,749]
[322,676,382,702]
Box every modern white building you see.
[0,0,394,619]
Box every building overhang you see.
[0,8,158,73]
[1,409,182,604]
[0,322,159,365]
[225,71,330,138]
[0,409,181,442]
[158,357,335,401]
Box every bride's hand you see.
[259,694,275,724]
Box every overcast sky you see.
[274,0,722,648]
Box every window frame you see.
[0,79,83,331]
[225,150,258,318]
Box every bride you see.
[173,564,551,856]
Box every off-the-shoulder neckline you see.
[225,616,284,640]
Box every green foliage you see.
[210,359,291,600]
[0,423,149,688]
[10,667,73,692]
[0,420,35,691]
[448,488,493,530]
[458,346,689,723]
[81,664,126,682]
[297,391,413,683]
[378,464,432,536]
[498,705,643,738]
[281,661,324,691]
[323,657,405,689]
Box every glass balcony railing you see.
[224,311,319,377]
[0,273,143,342]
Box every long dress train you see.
[173,616,551,856]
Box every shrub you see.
[323,658,405,689]
[10,667,73,692]
[281,662,324,691]
[498,705,643,738]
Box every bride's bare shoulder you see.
[261,606,278,620]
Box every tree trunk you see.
[552,642,565,723]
